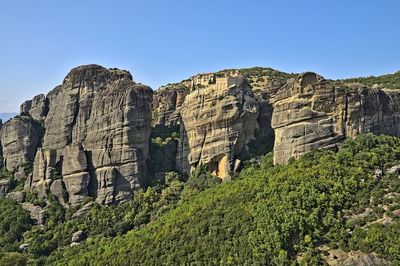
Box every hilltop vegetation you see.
[28,134,400,265]
[341,71,400,89]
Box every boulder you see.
[19,243,29,253]
[388,165,400,176]
[6,191,25,203]
[21,202,45,226]
[71,230,86,243]
[72,201,94,219]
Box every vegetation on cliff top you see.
[341,71,400,89]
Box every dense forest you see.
[1,134,400,265]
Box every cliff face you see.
[2,65,400,206]
[3,65,153,205]
[152,86,188,127]
[177,77,259,180]
[0,116,43,171]
[271,72,400,164]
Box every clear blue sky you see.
[0,0,399,112]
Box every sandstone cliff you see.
[271,72,400,164]
[3,65,400,206]
[2,65,153,205]
[177,77,259,180]
[0,116,43,171]
[152,85,188,127]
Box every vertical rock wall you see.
[1,64,153,205]
[177,77,259,180]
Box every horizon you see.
[1,0,400,112]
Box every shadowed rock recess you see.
[2,65,400,205]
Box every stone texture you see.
[29,148,57,198]
[49,179,66,204]
[177,77,259,180]
[271,72,400,164]
[20,94,48,121]
[6,191,25,203]
[71,230,86,243]
[21,202,45,226]
[0,116,43,171]
[0,179,11,197]
[25,65,153,205]
[320,247,391,266]
[152,86,188,127]
[14,167,28,181]
[72,201,94,219]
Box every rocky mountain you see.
[1,65,400,207]
[153,68,400,168]
[1,65,153,205]
[1,65,400,265]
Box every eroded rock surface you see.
[0,116,43,171]
[20,94,48,121]
[271,72,400,164]
[177,77,259,180]
[21,65,153,205]
[152,86,188,127]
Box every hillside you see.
[2,66,400,265]
[340,71,400,90]
[19,134,398,265]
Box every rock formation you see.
[152,85,188,127]
[2,64,153,205]
[20,94,48,121]
[3,65,400,206]
[0,116,43,171]
[0,179,11,197]
[177,77,259,180]
[271,72,400,164]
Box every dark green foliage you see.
[0,198,33,252]
[2,134,400,264]
[0,252,29,266]
[150,125,180,140]
[147,125,180,182]
[341,71,400,89]
[11,168,220,261]
[43,134,400,264]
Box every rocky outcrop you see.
[320,247,391,266]
[21,202,45,225]
[22,64,153,205]
[71,230,86,243]
[20,94,48,121]
[0,179,11,197]
[0,116,43,171]
[152,86,188,127]
[6,191,25,203]
[271,72,400,164]
[72,201,94,219]
[177,77,259,180]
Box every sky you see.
[0,0,399,112]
